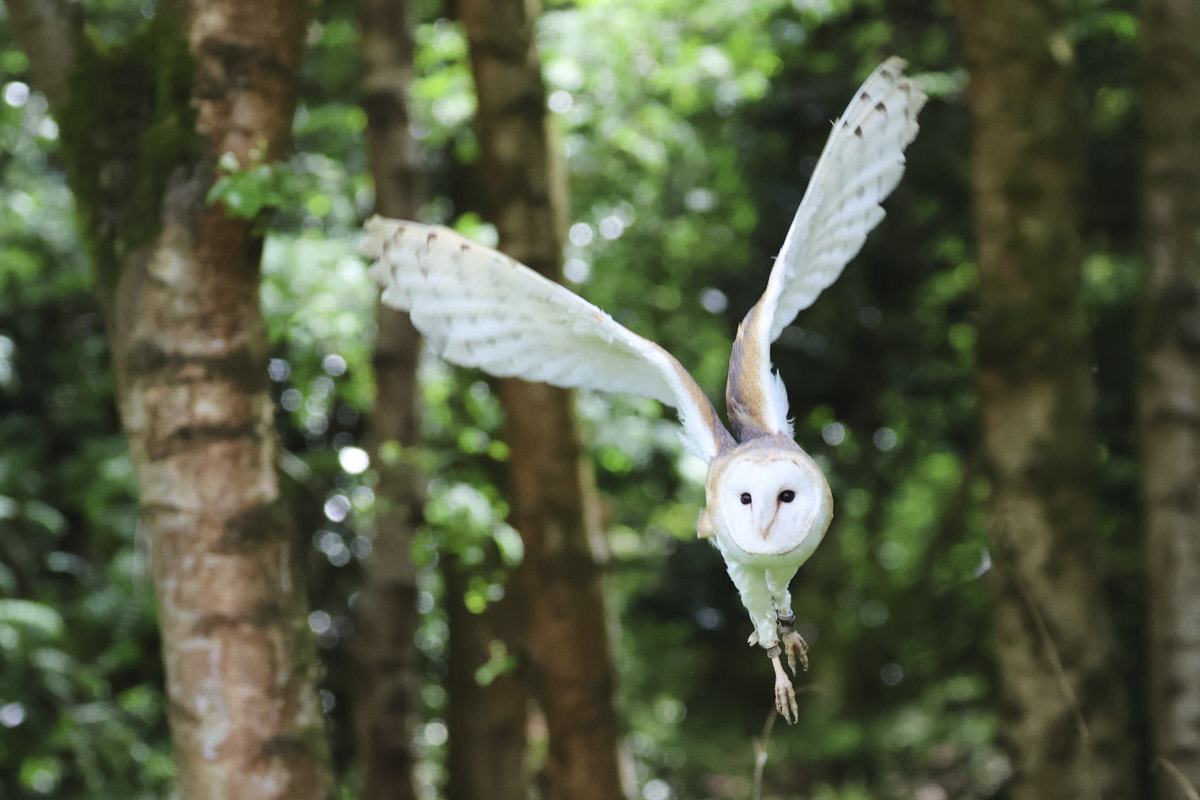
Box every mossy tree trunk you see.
[7,1,333,798]
[950,2,1139,799]
[457,0,628,797]
[1139,0,1200,796]
[348,0,425,797]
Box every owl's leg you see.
[723,561,800,721]
[765,568,808,675]
[766,643,799,723]
[725,562,778,649]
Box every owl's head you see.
[697,436,833,561]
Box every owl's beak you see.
[756,505,779,540]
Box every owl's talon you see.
[748,630,759,647]
[782,630,809,675]
[771,656,798,724]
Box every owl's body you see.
[363,58,925,722]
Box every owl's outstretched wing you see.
[727,57,925,440]
[363,218,734,461]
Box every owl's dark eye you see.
[740,492,752,505]
[778,490,796,503]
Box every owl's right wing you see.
[726,57,925,440]
[363,218,734,461]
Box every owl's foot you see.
[768,649,798,724]
[781,630,809,674]
[777,611,809,675]
[749,612,809,675]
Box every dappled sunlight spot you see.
[0,335,14,388]
[307,610,331,635]
[545,55,585,91]
[695,606,724,631]
[415,618,448,658]
[700,288,727,314]
[350,536,372,559]
[654,696,686,724]
[337,446,369,475]
[280,388,302,411]
[432,94,473,127]
[0,701,26,728]
[7,191,35,219]
[598,214,624,240]
[880,663,904,686]
[564,258,591,283]
[915,784,948,800]
[267,358,290,381]
[37,117,57,141]
[643,778,671,800]
[323,494,351,522]
[322,354,346,376]
[872,427,898,451]
[314,530,351,568]
[677,452,707,486]
[3,81,29,107]
[684,187,716,212]
[548,90,573,113]
[569,221,594,246]
[822,422,846,446]
[351,486,374,509]
[417,591,435,615]
[420,720,448,747]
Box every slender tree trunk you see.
[349,1,425,798]
[457,1,627,798]
[1139,0,1200,796]
[950,3,1139,799]
[444,552,530,800]
[7,1,333,798]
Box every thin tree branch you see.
[751,709,777,800]
[1157,757,1200,800]
[4,0,83,112]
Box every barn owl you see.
[363,58,924,723]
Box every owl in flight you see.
[363,58,925,723]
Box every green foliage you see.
[207,149,309,221]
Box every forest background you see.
[1,0,1198,799]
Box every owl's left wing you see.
[363,218,734,461]
[727,58,925,440]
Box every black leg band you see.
[766,645,782,659]
[777,611,796,633]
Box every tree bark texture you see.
[1139,0,1200,796]
[8,1,334,797]
[951,2,1139,799]
[349,0,425,798]
[458,0,628,798]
